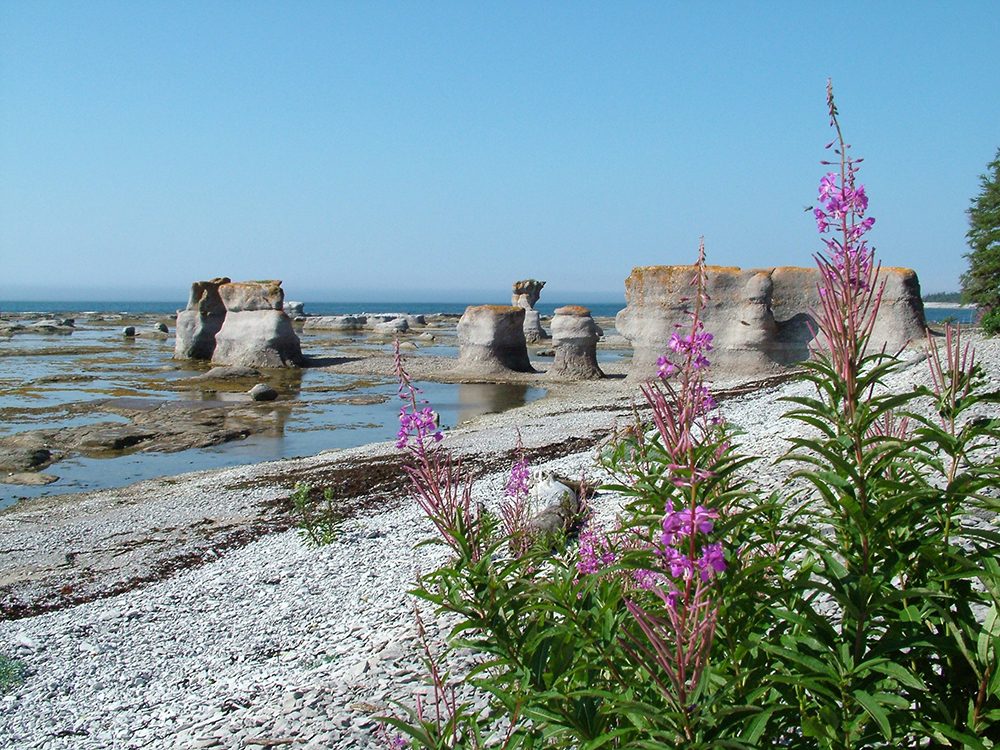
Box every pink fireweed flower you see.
[818,172,839,201]
[632,567,665,591]
[393,338,444,448]
[655,500,725,581]
[660,502,719,545]
[505,457,531,498]
[393,339,483,560]
[660,546,695,579]
[814,207,829,233]
[656,355,677,379]
[668,330,714,357]
[694,385,716,412]
[698,542,726,581]
[812,99,877,298]
[396,406,443,449]
[576,525,616,576]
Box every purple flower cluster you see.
[814,173,873,236]
[656,502,726,584]
[505,458,531,499]
[812,89,876,295]
[631,567,665,591]
[661,502,718,539]
[815,170,874,287]
[393,342,444,449]
[670,328,714,368]
[575,523,665,590]
[576,525,616,576]
[657,324,714,379]
[396,406,443,449]
[693,385,716,414]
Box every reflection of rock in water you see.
[456,383,531,424]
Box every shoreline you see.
[922,300,977,309]
[0,365,640,621]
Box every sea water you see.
[0,312,557,506]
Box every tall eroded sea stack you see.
[616,264,926,378]
[174,279,302,368]
[511,279,549,343]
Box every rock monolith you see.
[456,305,534,374]
[549,305,604,379]
[174,277,230,360]
[212,281,302,368]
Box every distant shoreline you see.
[923,301,977,309]
[0,299,628,318]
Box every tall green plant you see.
[770,81,1000,748]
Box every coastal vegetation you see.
[383,85,1000,748]
[923,291,963,303]
[0,654,27,695]
[290,482,343,547]
[962,148,1000,334]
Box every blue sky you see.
[1,1,997,301]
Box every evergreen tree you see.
[961,148,1000,334]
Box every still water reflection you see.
[1,377,546,507]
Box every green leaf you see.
[925,720,990,749]
[869,660,927,690]
[853,689,892,740]
[977,604,999,664]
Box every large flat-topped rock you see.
[212,309,302,368]
[456,305,534,374]
[616,264,926,378]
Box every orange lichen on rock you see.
[554,305,591,317]
[472,304,523,314]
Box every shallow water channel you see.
[0,320,547,506]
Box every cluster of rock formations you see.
[168,266,927,383]
[175,278,303,368]
[616,264,927,378]
[455,280,606,380]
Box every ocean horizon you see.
[0,299,630,319]
[0,298,979,324]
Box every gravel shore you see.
[2,334,997,750]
